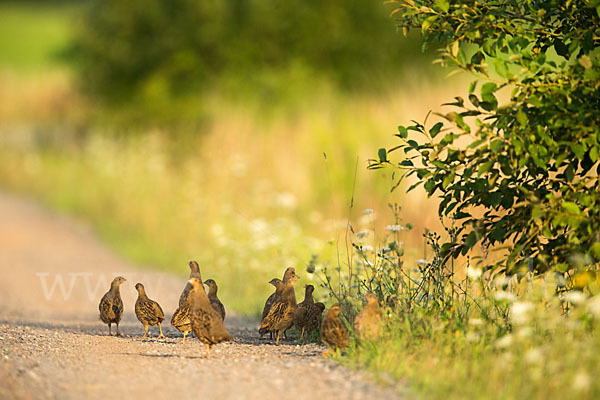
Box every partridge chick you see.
[179,260,201,306]
[259,272,299,344]
[260,278,284,339]
[98,276,126,336]
[171,260,201,343]
[134,283,166,339]
[353,293,382,340]
[321,305,349,356]
[204,279,226,320]
[292,284,325,340]
[189,277,233,356]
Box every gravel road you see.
[0,192,403,400]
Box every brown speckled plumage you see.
[134,283,165,339]
[188,277,233,355]
[353,293,382,340]
[178,260,201,307]
[321,305,349,355]
[171,261,201,343]
[98,276,126,336]
[204,279,226,321]
[259,271,299,344]
[260,278,283,339]
[170,306,192,343]
[292,285,325,339]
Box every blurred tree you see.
[371,1,600,280]
[74,0,428,107]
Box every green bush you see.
[74,0,429,107]
[372,0,600,280]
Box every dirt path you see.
[0,192,403,400]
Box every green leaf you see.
[442,172,455,189]
[481,83,498,110]
[424,179,436,195]
[454,114,470,133]
[478,161,492,176]
[397,126,408,138]
[469,80,478,94]
[591,243,600,260]
[490,228,506,242]
[578,55,592,69]
[494,58,508,78]
[554,39,570,58]
[435,0,449,12]
[465,231,478,249]
[429,122,443,138]
[590,146,599,162]
[378,148,388,163]
[556,263,570,273]
[516,109,527,126]
[562,202,581,215]
[422,15,437,32]
[490,140,504,152]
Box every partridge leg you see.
[142,325,149,339]
[116,322,121,337]
[276,331,281,345]
[108,323,112,336]
[182,331,188,344]
[204,343,211,358]
[157,323,166,339]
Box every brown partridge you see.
[292,284,325,340]
[188,277,233,356]
[353,293,382,340]
[321,305,349,356]
[259,271,299,344]
[98,276,126,336]
[134,283,166,339]
[203,279,226,321]
[171,260,201,343]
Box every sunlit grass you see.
[318,219,600,400]
[0,71,459,315]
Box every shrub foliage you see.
[74,0,425,103]
[371,1,600,278]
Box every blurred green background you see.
[0,0,451,315]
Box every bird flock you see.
[98,261,383,356]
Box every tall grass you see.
[0,69,460,315]
[315,204,600,399]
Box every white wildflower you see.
[524,348,543,365]
[563,290,587,305]
[362,209,374,214]
[274,192,297,210]
[572,370,591,392]
[511,301,534,325]
[466,332,480,342]
[249,218,268,235]
[211,224,224,238]
[492,275,511,288]
[586,295,600,317]
[355,231,369,239]
[495,334,513,349]
[416,259,428,265]
[466,266,482,280]
[359,245,374,252]
[494,291,516,303]
[516,326,532,339]
[468,318,484,326]
[385,225,405,232]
